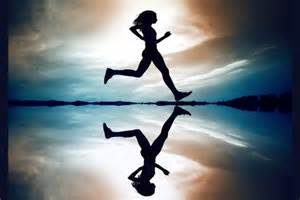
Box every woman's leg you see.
[104,57,151,84]
[103,123,150,149]
[152,53,180,96]
[150,106,191,156]
[152,53,192,101]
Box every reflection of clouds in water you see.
[132,112,248,148]
[9,136,118,200]
[174,120,248,148]
[9,134,206,200]
[9,106,292,199]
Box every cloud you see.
[135,60,249,93]
[252,45,278,56]
[8,0,292,101]
[185,0,291,37]
[9,0,119,36]
[9,0,123,80]
[179,60,249,86]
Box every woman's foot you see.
[174,106,191,116]
[175,91,192,101]
[104,68,113,84]
[103,123,112,138]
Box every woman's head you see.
[131,181,156,196]
[134,10,157,26]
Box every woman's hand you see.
[128,166,143,181]
[157,31,171,43]
[164,31,171,37]
[163,170,170,176]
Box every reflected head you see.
[132,181,155,196]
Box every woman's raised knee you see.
[135,70,144,77]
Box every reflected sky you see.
[9,106,292,200]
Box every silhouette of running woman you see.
[103,106,191,196]
[104,10,192,101]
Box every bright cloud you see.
[135,59,250,93]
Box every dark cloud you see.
[9,0,119,37]
[9,0,38,28]
[185,0,292,37]
[168,32,289,70]
[164,33,292,101]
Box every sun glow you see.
[64,0,207,69]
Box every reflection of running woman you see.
[104,10,192,101]
[103,106,191,196]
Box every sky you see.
[8,0,292,101]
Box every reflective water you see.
[8,105,292,200]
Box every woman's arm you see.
[129,25,144,40]
[155,163,170,175]
[157,31,171,43]
[128,166,143,181]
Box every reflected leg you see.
[103,123,150,149]
[150,106,191,156]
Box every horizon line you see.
[7,93,291,113]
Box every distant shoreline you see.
[8,92,291,113]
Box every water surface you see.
[8,105,292,200]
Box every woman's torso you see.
[140,148,156,179]
[141,26,157,50]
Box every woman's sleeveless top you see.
[141,26,157,49]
